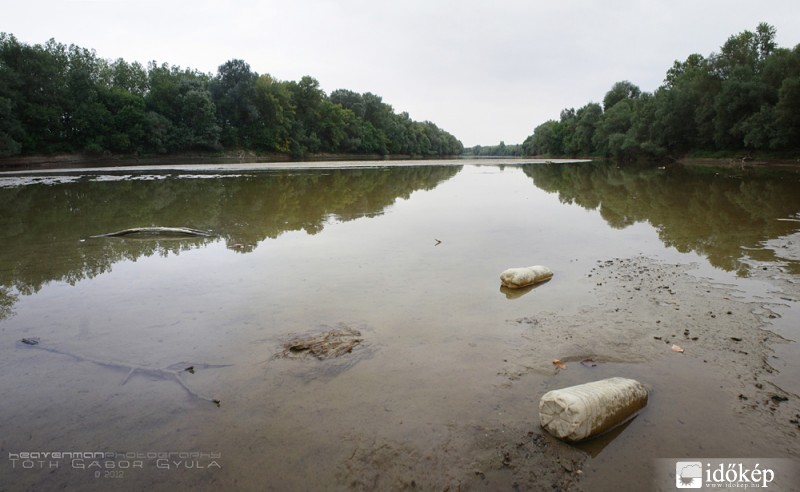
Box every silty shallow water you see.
[0,159,798,490]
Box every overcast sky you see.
[4,1,800,147]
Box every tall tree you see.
[211,59,258,148]
[602,80,641,110]
[147,63,220,151]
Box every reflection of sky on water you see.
[0,162,799,325]
[0,163,684,369]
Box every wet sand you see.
[3,259,798,492]
[252,255,800,491]
[4,254,798,492]
[493,255,800,490]
[288,255,799,492]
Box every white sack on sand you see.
[500,265,553,288]
[539,377,648,442]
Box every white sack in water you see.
[539,377,648,442]
[499,265,553,288]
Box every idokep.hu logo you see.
[656,458,800,490]
[675,461,703,488]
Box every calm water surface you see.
[1,159,798,490]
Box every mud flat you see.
[346,256,800,491]
[454,255,798,491]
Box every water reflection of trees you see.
[0,166,460,308]
[524,162,800,274]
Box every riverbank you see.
[5,152,799,174]
[463,255,800,490]
[497,154,800,172]
[323,254,800,490]
[677,156,800,172]
[0,151,462,171]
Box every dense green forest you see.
[464,142,524,157]
[522,23,800,161]
[0,34,463,158]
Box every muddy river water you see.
[0,159,799,491]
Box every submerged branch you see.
[90,227,213,238]
[19,338,228,406]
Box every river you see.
[1,159,798,490]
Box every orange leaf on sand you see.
[552,359,567,369]
[671,344,685,353]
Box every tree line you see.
[0,34,463,158]
[464,141,524,157]
[522,23,800,161]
